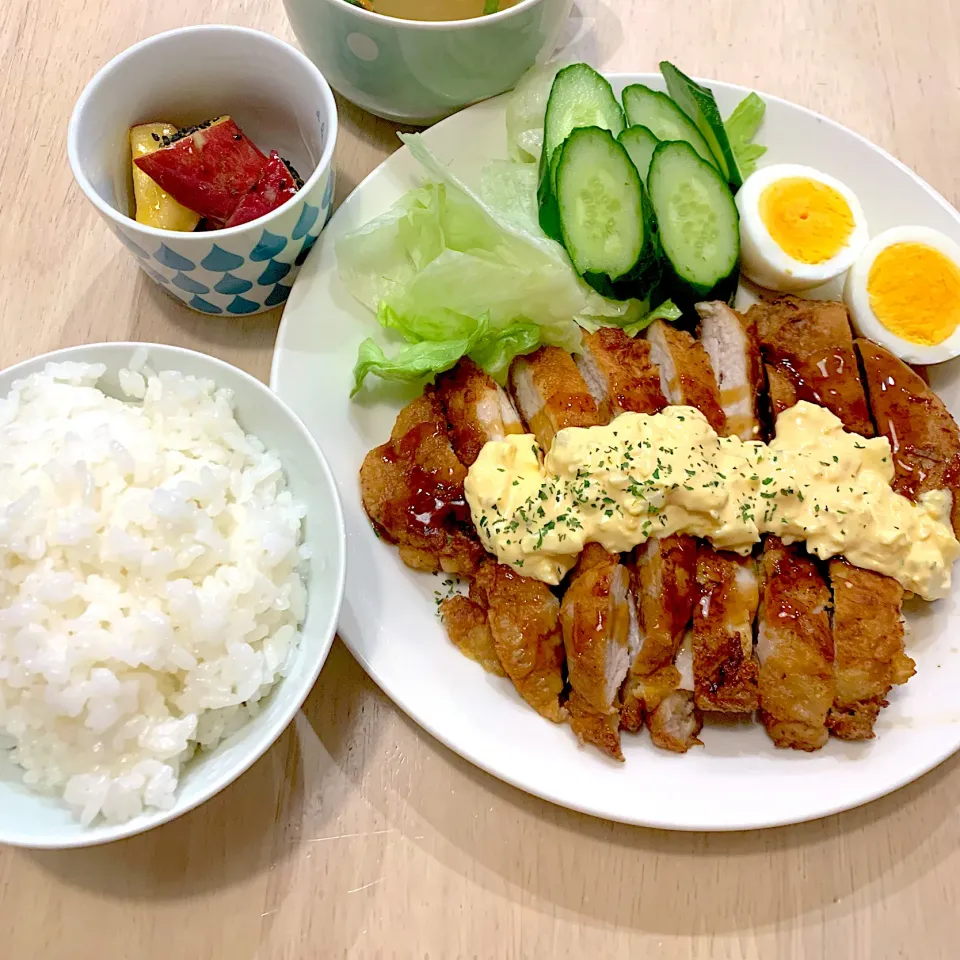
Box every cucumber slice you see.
[621,84,716,170]
[660,61,743,188]
[646,140,739,297]
[555,126,659,299]
[618,125,659,182]
[538,64,625,241]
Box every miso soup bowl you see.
[68,25,338,317]
[283,0,573,125]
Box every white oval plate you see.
[272,74,960,830]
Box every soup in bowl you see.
[284,0,573,124]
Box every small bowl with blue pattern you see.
[68,25,338,317]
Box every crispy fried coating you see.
[435,357,524,467]
[692,547,760,714]
[359,389,485,576]
[749,296,873,436]
[576,327,667,421]
[508,346,603,450]
[857,338,960,537]
[440,594,506,677]
[757,538,835,751]
[826,559,915,740]
[645,319,726,434]
[471,561,567,722]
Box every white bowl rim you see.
[320,0,553,31]
[0,341,347,849]
[66,24,339,242]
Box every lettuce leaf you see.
[724,92,767,179]
[505,60,572,164]
[340,134,658,393]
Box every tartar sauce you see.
[464,402,959,600]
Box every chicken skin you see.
[440,594,506,677]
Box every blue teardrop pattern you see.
[189,296,223,314]
[227,295,261,315]
[295,233,319,267]
[172,272,211,294]
[257,259,291,286]
[117,233,151,260]
[265,283,292,307]
[201,245,245,272]
[291,203,319,240]
[154,244,196,271]
[214,272,254,295]
[249,230,287,262]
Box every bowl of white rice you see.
[0,342,345,848]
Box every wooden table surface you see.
[2,0,960,957]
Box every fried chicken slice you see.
[435,357,524,467]
[692,547,760,714]
[560,544,639,761]
[856,338,960,537]
[575,327,668,421]
[826,559,915,740]
[439,594,506,677]
[757,537,835,751]
[696,301,766,441]
[359,388,486,576]
[508,346,603,450]
[471,561,566,722]
[645,319,727,434]
[621,534,700,752]
[646,631,703,753]
[748,296,874,436]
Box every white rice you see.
[0,359,306,825]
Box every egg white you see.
[843,225,960,365]
[736,163,869,293]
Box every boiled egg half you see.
[844,225,960,364]
[737,164,868,292]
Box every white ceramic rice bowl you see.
[0,343,345,848]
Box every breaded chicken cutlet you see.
[645,319,727,434]
[696,301,766,441]
[560,544,640,761]
[359,388,485,576]
[509,345,603,450]
[826,560,915,740]
[576,327,667,422]
[857,339,960,537]
[692,547,761,714]
[748,295,874,437]
[471,560,567,723]
[757,538,835,751]
[435,357,524,467]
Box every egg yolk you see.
[867,242,960,345]
[759,177,855,264]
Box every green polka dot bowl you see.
[283,0,573,125]
[68,25,337,317]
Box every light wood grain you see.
[2,0,960,957]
